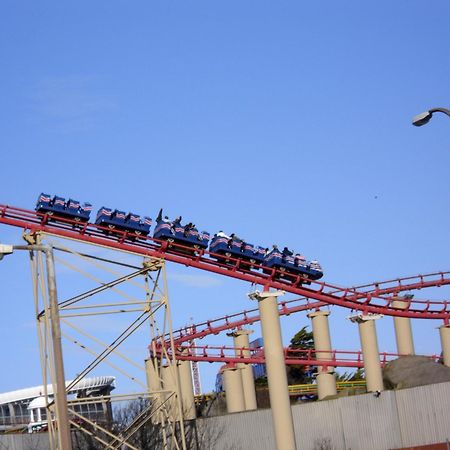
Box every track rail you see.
[153,296,445,367]
[156,345,440,368]
[1,204,449,319]
[169,299,327,345]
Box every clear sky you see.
[0,1,449,395]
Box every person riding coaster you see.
[153,211,210,250]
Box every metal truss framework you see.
[27,231,187,450]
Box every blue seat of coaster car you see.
[308,261,323,280]
[95,207,113,225]
[140,217,152,234]
[125,213,152,235]
[65,198,92,221]
[36,193,92,222]
[209,236,229,252]
[35,193,52,212]
[79,203,93,221]
[153,220,209,249]
[67,198,81,214]
[263,250,323,280]
[209,237,264,262]
[52,196,66,212]
[153,220,175,238]
[111,210,126,225]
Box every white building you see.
[0,376,115,432]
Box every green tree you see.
[336,368,365,382]
[290,326,315,350]
[287,326,315,384]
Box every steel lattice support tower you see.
[25,231,187,450]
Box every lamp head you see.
[412,111,432,127]
[0,244,14,261]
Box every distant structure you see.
[250,337,266,380]
[188,320,202,396]
[0,376,115,432]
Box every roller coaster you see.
[1,195,449,450]
[1,196,449,370]
[34,193,323,281]
[1,200,448,318]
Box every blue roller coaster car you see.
[36,193,92,222]
[262,249,323,280]
[209,236,265,264]
[153,220,210,249]
[95,207,152,236]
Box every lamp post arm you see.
[12,244,49,252]
[429,108,450,117]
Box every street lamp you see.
[412,107,450,127]
[0,244,13,261]
[0,243,73,450]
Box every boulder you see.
[383,355,450,389]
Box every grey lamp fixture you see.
[412,107,450,127]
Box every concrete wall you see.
[198,381,450,450]
[2,382,450,450]
[0,432,49,450]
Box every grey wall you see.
[198,381,450,450]
[2,382,450,450]
[0,432,49,450]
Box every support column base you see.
[316,372,337,400]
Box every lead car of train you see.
[35,193,323,281]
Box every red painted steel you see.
[169,299,327,345]
[1,203,448,369]
[152,296,444,365]
[1,204,449,319]
[154,345,440,368]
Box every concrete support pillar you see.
[178,358,196,420]
[145,358,161,392]
[250,290,297,450]
[349,313,384,393]
[439,324,450,367]
[316,372,336,400]
[161,364,179,422]
[228,329,257,411]
[392,299,415,355]
[223,365,245,413]
[145,358,163,423]
[307,310,337,400]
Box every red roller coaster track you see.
[1,203,449,371]
[1,204,448,320]
[163,345,441,368]
[150,296,443,366]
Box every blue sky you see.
[0,1,449,394]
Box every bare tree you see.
[112,398,163,449]
[111,399,227,450]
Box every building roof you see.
[0,376,115,405]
